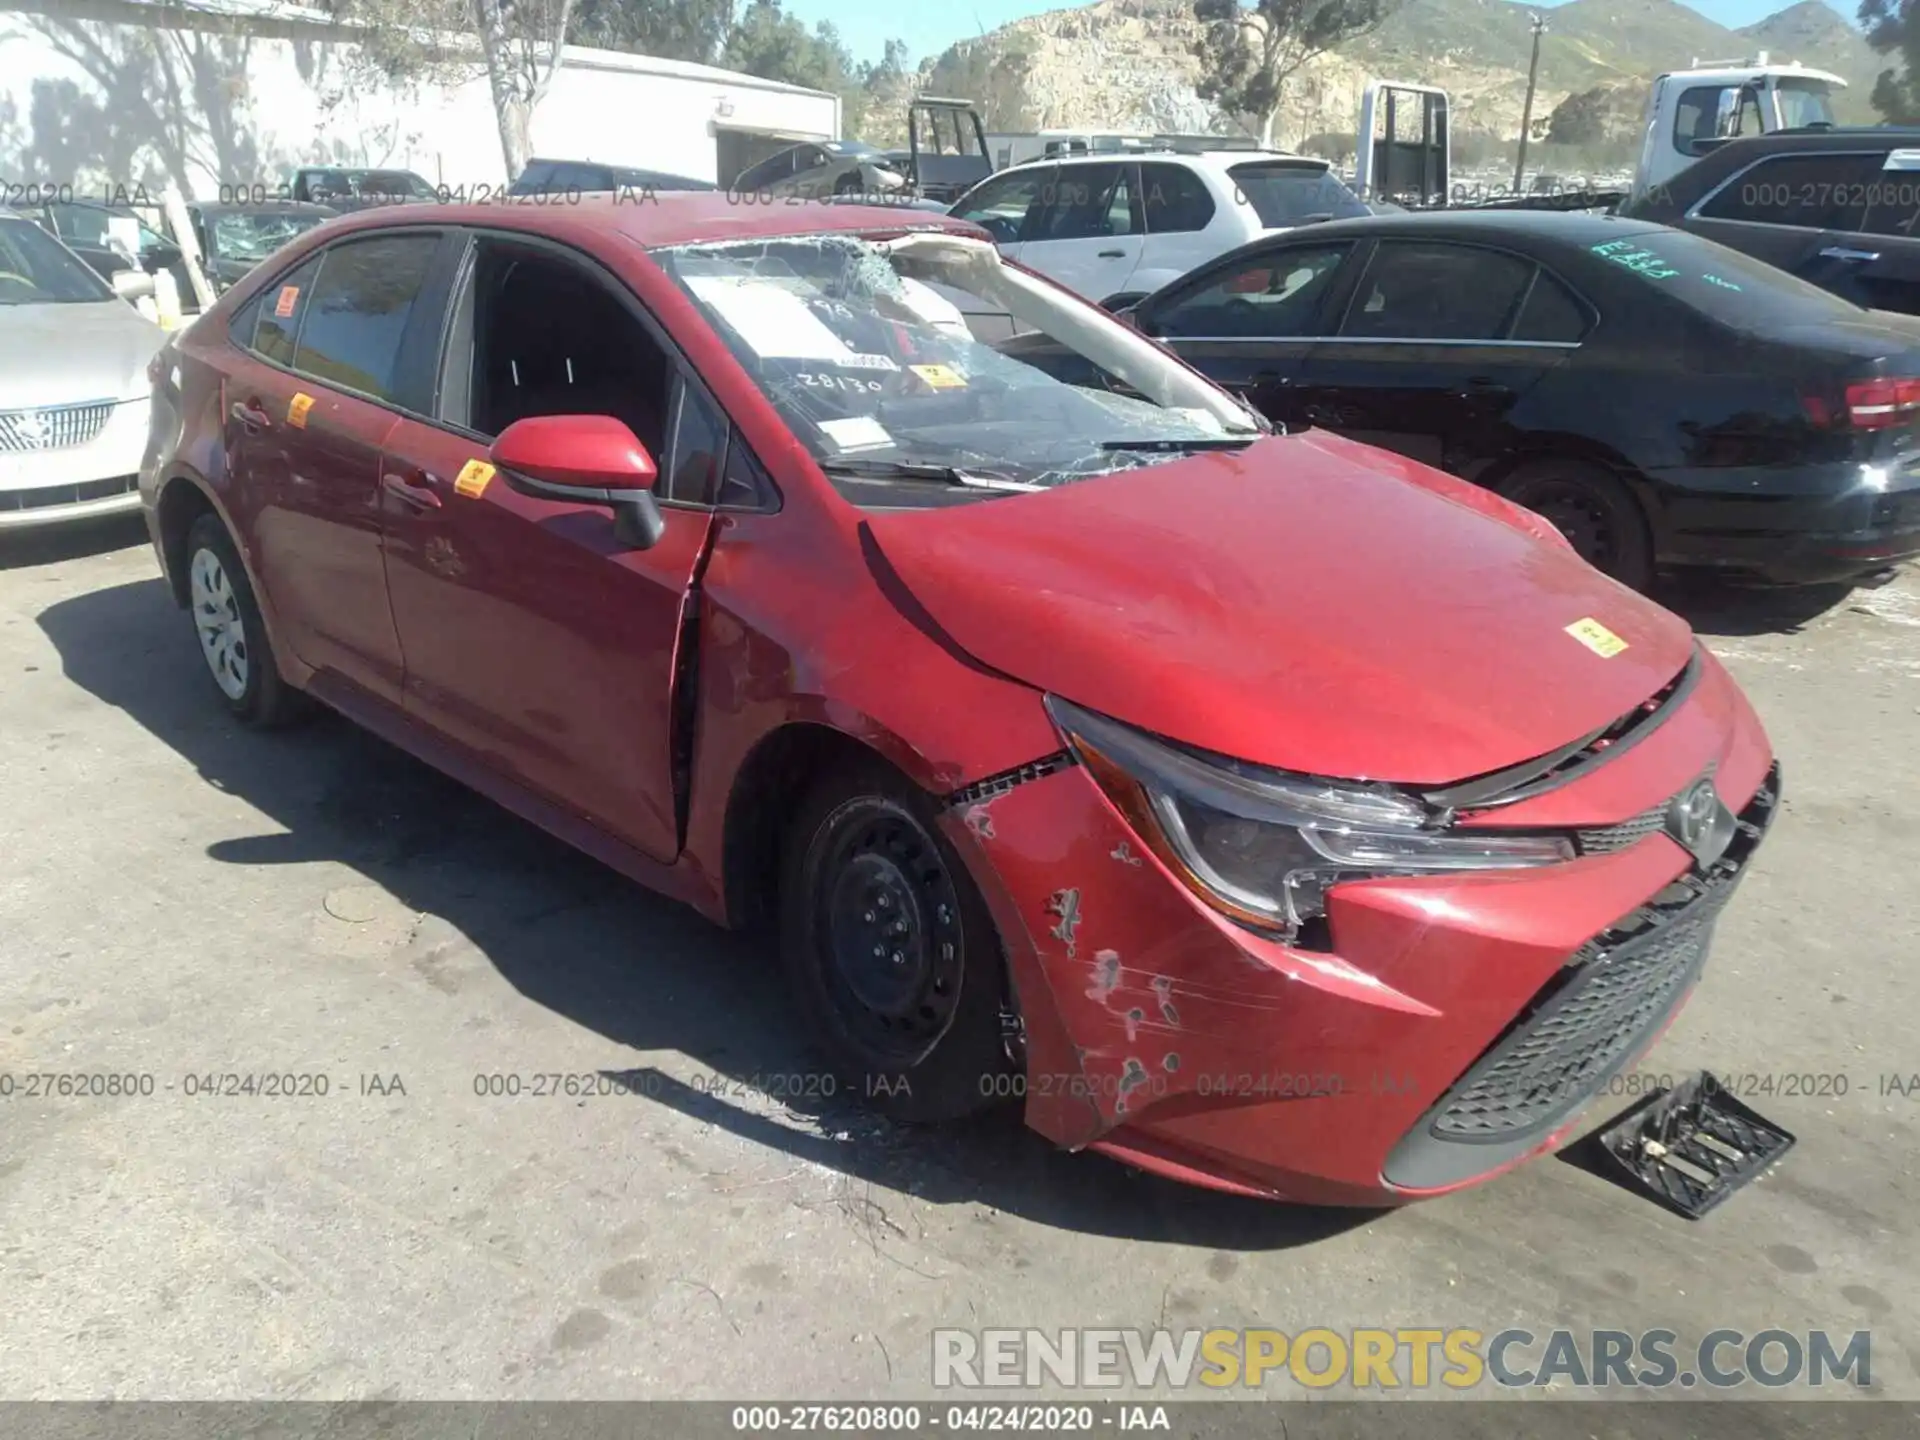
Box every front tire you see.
[779,759,1014,1122]
[185,513,306,727]
[1499,459,1654,592]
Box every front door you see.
[1291,239,1574,469]
[1138,240,1357,428]
[1017,161,1143,305]
[379,233,721,862]
[223,232,446,704]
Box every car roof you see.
[311,191,984,250]
[996,148,1330,177]
[1246,207,1666,245]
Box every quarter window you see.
[662,381,728,506]
[290,234,439,402]
[1340,242,1534,341]
[1510,271,1591,343]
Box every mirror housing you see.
[491,414,666,550]
[111,268,156,303]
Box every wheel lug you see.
[872,944,885,958]
[891,922,908,937]
[890,951,904,965]
[863,910,875,923]
[877,894,892,910]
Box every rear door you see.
[1016,161,1144,305]
[1291,239,1580,469]
[221,230,451,704]
[1814,147,1920,315]
[1134,160,1221,296]
[1137,240,1359,425]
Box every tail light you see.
[1807,377,1920,430]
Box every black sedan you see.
[183,200,337,294]
[1006,209,1920,589]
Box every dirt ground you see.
[1,514,1915,1412]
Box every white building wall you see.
[0,0,836,198]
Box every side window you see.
[1030,163,1135,242]
[290,234,439,402]
[1510,271,1591,343]
[228,291,265,351]
[1340,242,1534,341]
[1153,245,1349,338]
[553,162,610,192]
[1698,153,1888,229]
[1672,87,1721,156]
[1140,163,1216,234]
[661,381,727,506]
[952,168,1051,244]
[252,253,324,366]
[459,239,674,456]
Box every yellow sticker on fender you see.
[1566,617,1628,657]
[909,363,965,389]
[453,459,495,498]
[287,392,314,428]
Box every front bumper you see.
[945,649,1777,1204]
[0,398,149,530]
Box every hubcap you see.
[190,546,250,701]
[816,810,965,1064]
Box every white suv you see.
[949,149,1371,309]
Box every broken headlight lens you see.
[1046,695,1574,939]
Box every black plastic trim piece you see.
[942,752,1077,810]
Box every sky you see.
[780,0,1858,70]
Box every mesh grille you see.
[1430,911,1714,1138]
[1575,803,1667,855]
[0,402,115,453]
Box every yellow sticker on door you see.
[909,363,965,389]
[453,459,495,498]
[1566,617,1629,657]
[287,392,314,428]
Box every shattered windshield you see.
[655,230,1260,498]
[211,211,328,264]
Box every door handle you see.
[382,472,442,511]
[1097,248,1126,258]
[230,399,270,431]
[1820,246,1881,263]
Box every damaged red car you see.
[139,196,1779,1204]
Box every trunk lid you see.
[862,431,1696,784]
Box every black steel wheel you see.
[780,760,1013,1121]
[1501,460,1654,592]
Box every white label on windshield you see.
[819,416,893,452]
[841,353,900,371]
[685,276,857,361]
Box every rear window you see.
[1588,227,1866,329]
[1229,163,1370,227]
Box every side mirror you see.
[112,269,156,303]
[491,414,666,550]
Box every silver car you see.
[1,212,166,529]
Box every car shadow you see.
[36,575,1376,1251]
[0,512,149,571]
[1651,573,1860,638]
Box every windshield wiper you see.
[1098,436,1260,452]
[819,458,1046,493]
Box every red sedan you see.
[138,195,1779,1204]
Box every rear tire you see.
[779,757,1014,1122]
[1498,459,1654,592]
[185,513,306,728]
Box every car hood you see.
[0,299,164,407]
[862,431,1696,785]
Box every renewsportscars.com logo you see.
[931,1327,1873,1391]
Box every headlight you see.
[1047,696,1574,941]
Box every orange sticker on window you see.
[453,459,495,498]
[274,285,300,318]
[287,392,314,428]
[909,363,965,389]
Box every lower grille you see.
[1424,762,1781,1143]
[0,474,139,512]
[0,401,115,452]
[1575,802,1667,855]
[1869,490,1920,530]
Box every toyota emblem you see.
[1666,775,1734,868]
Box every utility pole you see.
[1513,12,1548,193]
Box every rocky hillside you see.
[891,0,1880,153]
